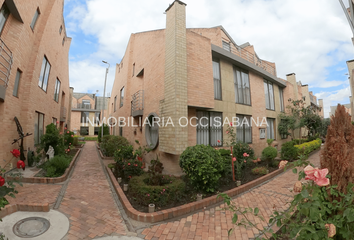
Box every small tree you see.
[98,124,110,143]
[321,104,354,195]
[37,123,65,156]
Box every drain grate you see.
[13,217,50,238]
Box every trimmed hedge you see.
[100,135,129,157]
[129,174,186,207]
[294,138,322,155]
[281,141,299,161]
[84,136,98,141]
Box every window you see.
[59,25,62,34]
[114,96,117,112]
[94,127,100,136]
[53,118,57,126]
[279,88,284,112]
[94,112,100,124]
[13,70,22,97]
[54,78,60,102]
[0,3,9,34]
[38,56,51,92]
[212,59,222,100]
[120,87,124,107]
[132,63,135,76]
[80,127,89,136]
[234,67,251,105]
[196,111,223,147]
[62,37,65,46]
[236,114,252,143]
[267,118,275,140]
[30,8,40,30]
[145,113,159,149]
[81,112,89,123]
[119,124,123,137]
[264,80,275,110]
[222,41,231,52]
[82,100,90,109]
[34,112,44,145]
[280,119,287,139]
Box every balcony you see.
[222,38,276,77]
[131,90,144,117]
[309,94,317,106]
[0,38,13,102]
[60,106,67,122]
[73,103,92,110]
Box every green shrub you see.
[147,156,164,186]
[179,145,223,193]
[129,174,185,207]
[251,166,268,175]
[84,136,98,141]
[114,145,134,163]
[281,141,299,161]
[64,130,74,148]
[37,123,65,156]
[307,133,320,142]
[101,135,129,157]
[233,141,254,160]
[218,149,232,177]
[122,159,144,181]
[292,139,309,145]
[261,146,278,163]
[98,124,110,143]
[41,155,71,177]
[266,139,274,146]
[269,160,280,168]
[294,138,322,155]
[73,136,79,146]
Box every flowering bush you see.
[122,159,144,181]
[10,149,20,158]
[129,174,185,207]
[294,138,322,155]
[251,166,268,175]
[64,130,74,149]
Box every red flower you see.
[56,121,59,124]
[232,157,236,162]
[128,163,131,166]
[65,127,67,130]
[17,160,25,170]
[71,135,74,137]
[0,176,5,186]
[217,140,221,143]
[129,176,132,178]
[230,123,233,126]
[141,166,144,169]
[11,149,20,158]
[67,131,69,134]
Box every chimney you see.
[318,99,324,118]
[159,0,188,155]
[286,73,299,101]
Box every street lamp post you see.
[101,61,110,140]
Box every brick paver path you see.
[7,183,61,206]
[141,151,321,240]
[60,141,127,239]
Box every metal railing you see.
[131,90,144,117]
[222,37,276,76]
[0,37,13,87]
[60,106,67,122]
[73,103,92,109]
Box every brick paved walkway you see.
[60,141,127,239]
[141,151,321,240]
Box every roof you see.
[73,93,95,100]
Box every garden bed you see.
[7,149,81,184]
[110,160,279,213]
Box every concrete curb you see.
[6,149,81,184]
[0,203,49,219]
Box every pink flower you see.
[67,149,70,152]
[243,153,249,157]
[56,121,59,124]
[141,166,144,169]
[304,165,317,181]
[217,140,221,143]
[65,127,67,130]
[232,157,236,162]
[304,165,330,187]
[60,132,62,134]
[67,131,69,134]
[163,189,165,192]
[230,123,233,126]
[128,163,130,166]
[147,194,150,197]
[243,160,246,163]
[71,135,73,137]
[226,131,229,134]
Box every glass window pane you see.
[210,112,222,147]
[233,68,238,103]
[42,61,51,92]
[34,112,39,145]
[279,88,284,112]
[30,9,39,29]
[13,70,21,97]
[237,70,243,103]
[38,57,46,88]
[242,72,250,105]
[268,83,274,110]
[0,3,9,34]
[197,111,209,145]
[213,60,221,100]
[264,81,270,109]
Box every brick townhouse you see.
[0,0,71,169]
[109,0,324,174]
[70,91,110,136]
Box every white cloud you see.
[315,87,351,118]
[65,0,354,103]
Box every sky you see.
[63,0,354,118]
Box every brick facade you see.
[0,0,71,168]
[108,0,323,174]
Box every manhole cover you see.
[13,217,50,238]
